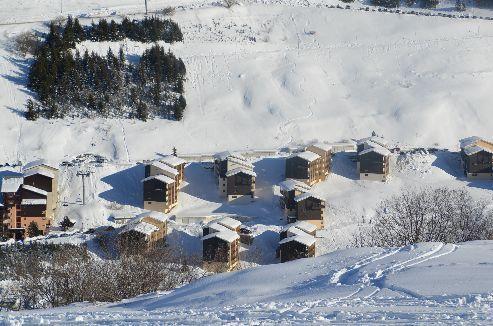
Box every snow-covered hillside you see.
[1,0,493,163]
[4,241,493,323]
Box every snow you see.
[23,167,56,179]
[202,229,240,243]
[0,176,23,193]
[159,155,187,167]
[22,184,48,196]
[148,161,179,176]
[141,174,175,184]
[134,211,170,223]
[290,151,320,162]
[22,160,58,172]
[307,143,332,152]
[214,216,242,230]
[21,198,47,205]
[463,144,493,156]
[279,178,311,192]
[225,167,257,177]
[294,191,325,202]
[279,233,316,246]
[359,145,392,156]
[122,220,159,236]
[281,220,317,234]
[6,241,493,323]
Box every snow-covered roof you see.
[23,168,55,179]
[159,155,187,167]
[123,221,159,236]
[205,222,232,234]
[279,179,311,192]
[294,192,325,203]
[134,211,170,223]
[214,216,242,230]
[149,161,179,176]
[21,198,47,205]
[202,230,240,243]
[358,145,391,157]
[307,143,332,152]
[228,156,253,169]
[459,136,482,149]
[23,160,58,172]
[290,151,320,162]
[279,234,316,247]
[357,136,389,148]
[0,176,23,193]
[281,221,317,234]
[225,167,256,178]
[214,151,233,161]
[22,184,48,196]
[141,175,175,184]
[463,145,493,156]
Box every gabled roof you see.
[281,221,317,234]
[225,167,256,178]
[122,221,159,236]
[307,143,332,152]
[205,222,232,234]
[357,136,389,148]
[0,176,23,193]
[294,192,325,203]
[141,175,175,184]
[22,184,48,196]
[459,136,482,149]
[23,168,55,179]
[214,151,246,161]
[23,160,58,172]
[214,216,242,230]
[279,179,311,192]
[21,198,47,205]
[202,230,240,243]
[279,234,316,247]
[289,151,320,163]
[134,211,170,223]
[227,156,254,169]
[358,145,391,157]
[148,161,179,177]
[463,145,493,156]
[159,155,187,167]
[459,136,493,156]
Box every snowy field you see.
[4,241,493,323]
[1,0,493,163]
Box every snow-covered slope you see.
[5,241,493,323]
[1,1,493,163]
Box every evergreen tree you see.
[60,216,75,230]
[73,18,86,42]
[27,222,40,238]
[63,16,76,48]
[455,0,466,11]
[174,95,186,121]
[136,100,149,121]
[172,147,177,156]
[25,99,39,121]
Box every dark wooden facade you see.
[285,156,310,180]
[295,197,325,229]
[23,174,54,193]
[461,149,493,175]
[203,236,239,272]
[227,172,255,197]
[279,240,315,263]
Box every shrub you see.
[12,32,41,56]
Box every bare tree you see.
[222,0,240,9]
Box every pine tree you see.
[455,0,466,11]
[174,95,186,121]
[27,221,40,238]
[60,216,75,230]
[172,147,177,156]
[73,18,86,42]
[136,100,149,121]
[25,99,39,121]
[63,16,76,48]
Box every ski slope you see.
[4,241,493,323]
[1,1,493,163]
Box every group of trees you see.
[357,187,493,247]
[26,16,186,121]
[1,243,201,310]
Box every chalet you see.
[118,211,169,250]
[202,230,240,272]
[145,161,180,185]
[285,151,324,186]
[356,135,389,154]
[291,192,326,229]
[357,145,391,182]
[142,175,177,214]
[203,216,242,236]
[306,143,332,178]
[279,231,316,263]
[279,221,317,240]
[159,155,187,187]
[213,152,256,202]
[22,167,58,220]
[278,179,311,216]
[459,136,493,180]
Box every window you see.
[365,174,369,176]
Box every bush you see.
[12,32,41,56]
[2,243,202,310]
[222,0,239,8]
[356,187,493,247]
[371,0,400,7]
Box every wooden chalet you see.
[278,179,311,216]
[460,136,493,180]
[279,231,316,263]
[118,211,169,250]
[306,143,332,179]
[357,146,391,182]
[145,161,180,185]
[213,152,256,202]
[202,229,240,272]
[22,166,58,220]
[142,175,177,214]
[279,221,317,240]
[356,135,389,154]
[285,151,324,186]
[291,192,325,229]
[203,216,242,236]
[159,155,187,187]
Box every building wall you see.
[296,198,325,229]
[279,241,315,263]
[202,237,238,272]
[285,156,309,181]
[226,173,255,196]
[359,172,388,182]
[463,150,493,175]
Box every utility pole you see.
[76,170,92,206]
[145,0,148,15]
